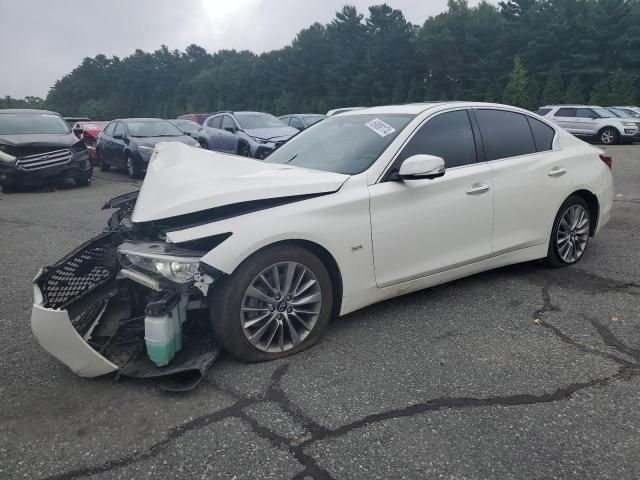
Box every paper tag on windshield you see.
[365,118,396,137]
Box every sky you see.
[0,0,488,99]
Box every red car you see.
[177,113,214,125]
[72,121,108,164]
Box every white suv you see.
[537,105,640,145]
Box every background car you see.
[96,118,199,178]
[326,107,365,116]
[537,105,640,144]
[278,114,326,130]
[0,109,92,191]
[610,106,640,117]
[167,119,202,138]
[604,107,638,119]
[177,112,214,125]
[71,120,108,164]
[198,111,298,159]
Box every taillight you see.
[599,154,613,169]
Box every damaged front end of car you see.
[31,191,222,391]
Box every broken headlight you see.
[0,146,17,166]
[118,243,201,284]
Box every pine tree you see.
[608,69,637,105]
[589,78,611,105]
[541,65,564,105]
[392,78,406,104]
[406,77,423,102]
[503,55,529,108]
[564,76,585,104]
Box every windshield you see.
[0,113,71,135]
[127,120,184,137]
[606,108,632,118]
[236,113,285,130]
[303,115,325,126]
[265,114,414,174]
[592,107,615,118]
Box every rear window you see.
[555,108,576,117]
[536,108,551,116]
[475,109,536,161]
[527,117,556,152]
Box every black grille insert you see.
[36,233,120,309]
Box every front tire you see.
[599,127,619,145]
[199,139,209,150]
[238,143,251,157]
[546,195,591,267]
[74,173,92,187]
[209,245,333,362]
[126,153,143,179]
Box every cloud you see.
[0,0,489,98]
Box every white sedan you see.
[31,102,613,379]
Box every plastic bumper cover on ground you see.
[31,293,118,377]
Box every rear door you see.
[552,107,578,133]
[369,109,494,287]
[475,108,564,253]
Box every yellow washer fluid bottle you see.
[144,293,181,367]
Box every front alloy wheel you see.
[241,262,322,353]
[209,245,333,362]
[600,128,617,145]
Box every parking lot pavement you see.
[1,148,639,480]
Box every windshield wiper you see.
[283,154,298,164]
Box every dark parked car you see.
[198,111,298,159]
[167,119,201,138]
[0,109,92,191]
[96,118,199,178]
[278,114,326,130]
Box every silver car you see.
[537,105,640,145]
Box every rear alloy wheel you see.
[546,196,591,267]
[210,245,333,362]
[599,127,618,145]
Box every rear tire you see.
[546,195,591,267]
[199,139,209,150]
[209,245,333,362]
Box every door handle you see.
[466,183,490,195]
[548,167,567,177]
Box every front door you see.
[369,109,494,287]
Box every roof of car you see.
[115,118,166,123]
[0,108,59,114]
[345,102,537,115]
[540,105,598,108]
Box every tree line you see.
[6,0,640,118]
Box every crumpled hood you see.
[131,142,349,223]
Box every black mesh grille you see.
[37,233,119,309]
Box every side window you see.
[290,116,305,130]
[576,108,596,118]
[397,110,477,168]
[475,109,536,161]
[103,122,115,136]
[555,108,576,117]
[527,117,556,152]
[113,122,125,137]
[207,116,222,129]
[222,115,235,130]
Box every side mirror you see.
[224,126,236,133]
[113,133,124,140]
[398,154,446,180]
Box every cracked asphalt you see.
[1,146,639,479]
